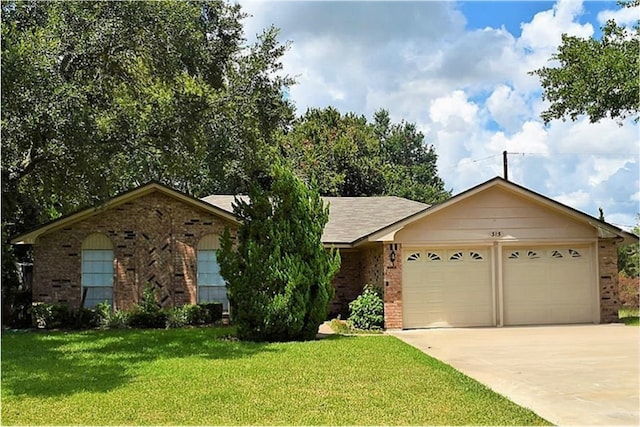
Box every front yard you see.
[1,327,549,425]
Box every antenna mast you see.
[503,150,508,181]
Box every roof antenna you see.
[503,150,508,181]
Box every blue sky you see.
[238,0,639,230]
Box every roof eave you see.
[11,182,239,245]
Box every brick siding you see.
[383,243,403,329]
[32,191,236,310]
[598,238,620,323]
[329,250,363,317]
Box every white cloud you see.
[486,85,529,132]
[429,91,478,126]
[237,0,639,227]
[554,190,591,210]
[598,5,640,27]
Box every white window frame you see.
[81,234,114,309]
[197,234,229,312]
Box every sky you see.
[237,0,639,230]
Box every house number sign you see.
[490,231,502,237]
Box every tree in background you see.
[279,107,450,204]
[531,0,639,124]
[1,0,293,233]
[217,163,340,341]
[617,218,639,308]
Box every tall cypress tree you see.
[218,163,341,341]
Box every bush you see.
[619,274,640,308]
[164,306,189,328]
[74,307,99,329]
[95,302,129,329]
[348,285,384,330]
[30,303,71,329]
[129,285,167,328]
[218,163,340,342]
[199,302,223,324]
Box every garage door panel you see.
[403,248,493,328]
[503,245,594,326]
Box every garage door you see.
[502,246,595,325]
[403,248,493,328]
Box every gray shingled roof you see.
[200,195,429,245]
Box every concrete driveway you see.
[388,324,639,426]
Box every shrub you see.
[73,307,99,329]
[164,306,188,328]
[198,302,223,324]
[129,285,167,328]
[218,163,340,342]
[30,303,73,329]
[30,303,54,329]
[95,302,129,329]
[619,274,640,308]
[348,285,384,330]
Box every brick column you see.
[598,239,620,323]
[383,243,403,329]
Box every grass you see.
[1,327,550,426]
[619,307,640,326]
[329,318,384,335]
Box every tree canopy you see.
[1,0,294,231]
[531,1,639,124]
[279,107,451,204]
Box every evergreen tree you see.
[218,164,340,342]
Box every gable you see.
[395,185,598,244]
[12,182,237,245]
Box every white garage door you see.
[403,248,493,328]
[502,246,595,325]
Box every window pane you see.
[82,249,113,287]
[83,286,113,308]
[198,285,229,311]
[197,249,228,311]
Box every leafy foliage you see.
[1,0,294,233]
[618,223,639,278]
[30,303,98,329]
[279,107,450,204]
[531,2,639,124]
[218,163,341,341]
[347,285,385,330]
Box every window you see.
[197,234,229,312]
[82,233,114,308]
[569,249,582,258]
[469,251,484,260]
[527,250,540,259]
[426,252,441,261]
[407,252,421,261]
[449,251,464,261]
[551,250,563,259]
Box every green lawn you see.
[619,307,640,326]
[1,328,549,426]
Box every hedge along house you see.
[12,177,637,328]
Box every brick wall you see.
[32,191,237,310]
[383,243,403,329]
[361,244,383,287]
[598,239,620,323]
[329,250,363,317]
[328,244,384,319]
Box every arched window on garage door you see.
[81,233,114,308]
[197,234,229,312]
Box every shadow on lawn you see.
[1,327,274,398]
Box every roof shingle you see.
[200,195,429,245]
